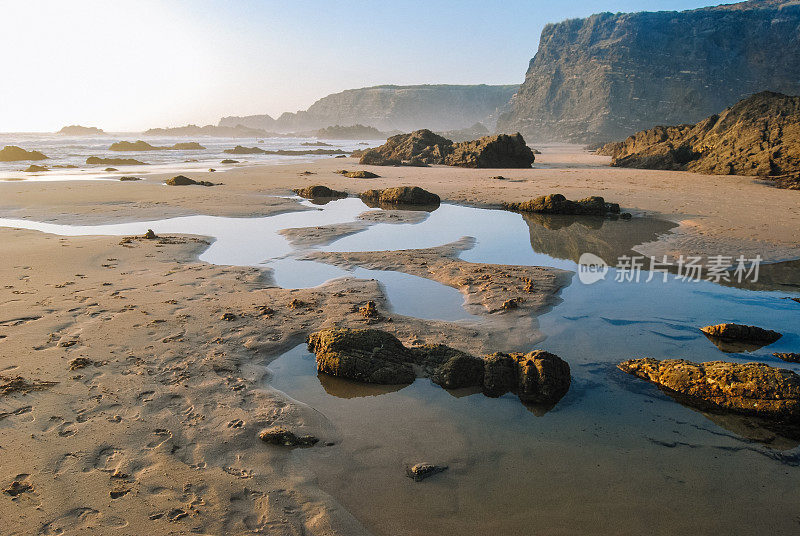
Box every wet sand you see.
[1,148,799,534]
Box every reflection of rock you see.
[0,145,47,161]
[292,185,347,199]
[521,213,677,265]
[317,373,406,399]
[503,194,620,215]
[279,222,368,247]
[307,328,571,407]
[700,323,782,353]
[483,351,571,404]
[359,186,440,206]
[699,409,800,451]
[618,358,800,422]
[357,210,429,225]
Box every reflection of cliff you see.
[522,214,677,265]
[722,259,800,292]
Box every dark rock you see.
[503,194,619,215]
[143,229,157,240]
[225,145,267,155]
[220,312,237,321]
[500,298,521,310]
[109,140,159,151]
[598,92,800,177]
[618,358,800,422]
[104,167,118,171]
[69,357,94,370]
[483,351,571,404]
[292,185,348,199]
[406,463,447,482]
[307,328,416,384]
[338,170,379,178]
[86,156,145,166]
[0,145,47,161]
[259,427,318,447]
[359,186,440,206]
[165,175,214,187]
[119,176,141,181]
[444,133,535,168]
[497,3,800,144]
[359,300,380,319]
[23,165,48,172]
[359,129,453,166]
[413,344,485,389]
[775,353,800,363]
[220,159,239,164]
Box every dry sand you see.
[1,148,798,534]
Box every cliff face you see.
[496,0,800,144]
[597,91,800,177]
[219,84,518,133]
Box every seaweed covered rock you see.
[0,145,47,161]
[503,194,620,215]
[359,186,440,206]
[483,351,571,404]
[359,129,453,166]
[445,133,535,168]
[700,323,782,345]
[618,358,800,421]
[292,185,348,199]
[307,328,416,384]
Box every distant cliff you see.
[496,0,800,144]
[219,84,518,133]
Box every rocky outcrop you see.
[292,185,348,199]
[436,122,490,142]
[171,142,206,150]
[306,328,571,406]
[57,125,104,136]
[598,92,800,177]
[224,145,266,155]
[700,323,782,345]
[224,146,346,156]
[86,156,145,166]
[143,124,271,138]
[497,1,800,144]
[503,194,620,215]
[111,140,207,151]
[359,186,440,207]
[165,175,214,187]
[619,358,800,422]
[359,130,535,168]
[0,146,47,161]
[220,84,519,133]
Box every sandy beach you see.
[2,149,800,534]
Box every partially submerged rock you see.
[359,186,440,207]
[220,159,239,164]
[119,176,141,181]
[700,323,782,345]
[0,145,47,161]
[307,328,571,406]
[774,353,800,363]
[618,358,800,422]
[358,129,535,168]
[338,170,379,178]
[406,463,447,482]
[225,145,266,155]
[23,165,48,172]
[259,427,318,447]
[171,142,205,150]
[109,140,159,151]
[292,185,347,199]
[86,156,145,166]
[165,175,214,187]
[503,194,620,215]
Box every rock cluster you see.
[358,129,535,168]
[619,358,800,422]
[306,328,571,406]
[292,185,347,199]
[0,145,47,161]
[503,194,620,215]
[359,186,440,207]
[598,92,800,179]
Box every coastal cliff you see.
[219,84,518,133]
[496,0,800,144]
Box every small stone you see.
[220,312,237,321]
[406,463,447,482]
[143,229,157,240]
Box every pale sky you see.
[0,0,716,132]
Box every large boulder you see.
[503,193,620,215]
[307,328,416,384]
[445,133,535,168]
[0,145,47,161]
[619,358,800,422]
[359,186,440,206]
[359,129,453,166]
[483,351,571,404]
[292,185,347,199]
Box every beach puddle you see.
[3,195,800,534]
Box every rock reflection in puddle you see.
[317,373,408,399]
[700,332,776,353]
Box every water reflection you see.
[700,332,777,353]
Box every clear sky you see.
[0,0,717,132]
